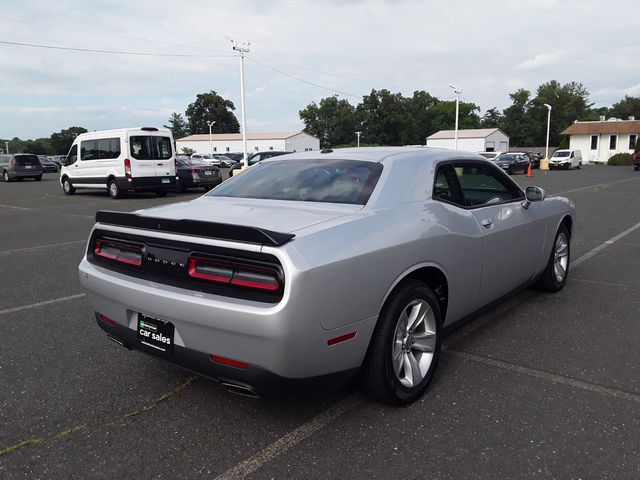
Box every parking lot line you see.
[553,176,640,196]
[0,240,86,256]
[0,293,86,316]
[214,395,364,480]
[570,220,640,269]
[446,349,640,404]
[0,204,31,211]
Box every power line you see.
[0,40,235,58]
[248,57,360,99]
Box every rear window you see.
[130,136,173,160]
[210,159,383,205]
[14,155,39,165]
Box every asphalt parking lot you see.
[1,165,639,479]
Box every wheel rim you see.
[553,232,569,283]
[64,180,70,192]
[109,182,117,197]
[391,299,437,388]
[3,172,7,181]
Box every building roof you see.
[177,132,306,142]
[562,119,640,135]
[427,128,508,140]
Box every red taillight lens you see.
[99,314,117,326]
[124,158,132,178]
[188,256,281,292]
[94,239,142,267]
[209,355,248,370]
[188,168,201,173]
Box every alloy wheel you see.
[554,232,569,283]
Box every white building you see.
[176,132,319,155]
[426,128,509,152]
[562,117,639,164]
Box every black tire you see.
[203,185,214,191]
[634,165,639,171]
[507,166,514,175]
[175,181,185,193]
[35,176,42,181]
[359,279,441,405]
[108,179,124,199]
[577,162,581,170]
[62,177,75,195]
[534,223,570,293]
[156,191,168,197]
[3,170,10,182]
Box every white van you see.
[549,149,582,170]
[60,127,176,199]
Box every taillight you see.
[188,256,281,291]
[188,168,201,173]
[94,239,142,267]
[124,158,132,178]
[10,159,15,167]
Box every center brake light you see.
[94,239,143,268]
[188,256,280,292]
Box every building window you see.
[609,135,617,150]
[254,146,259,151]
[629,134,637,150]
[226,147,230,152]
[269,146,273,150]
[213,147,217,152]
[590,135,598,150]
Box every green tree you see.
[501,89,535,146]
[608,96,640,120]
[428,100,481,133]
[163,112,190,139]
[299,96,359,148]
[401,90,439,144]
[480,107,503,129]
[357,89,411,146]
[50,127,88,154]
[185,91,240,134]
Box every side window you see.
[80,140,97,161]
[433,164,464,206]
[454,162,523,207]
[67,145,78,165]
[96,138,121,159]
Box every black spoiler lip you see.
[95,210,295,247]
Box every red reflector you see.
[210,355,248,370]
[99,314,117,326]
[327,331,357,346]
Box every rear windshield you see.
[210,159,383,205]
[130,136,173,160]
[14,155,39,165]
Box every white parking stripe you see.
[447,349,640,404]
[214,395,363,480]
[570,220,640,269]
[553,176,640,196]
[0,240,86,256]
[0,204,31,211]
[0,293,86,316]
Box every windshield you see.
[210,159,383,205]
[495,154,516,161]
[552,151,570,158]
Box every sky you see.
[1,0,638,142]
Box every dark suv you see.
[0,154,44,182]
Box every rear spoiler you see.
[95,210,295,247]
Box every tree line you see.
[4,84,639,155]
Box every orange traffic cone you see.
[526,163,533,177]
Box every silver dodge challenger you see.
[79,147,575,405]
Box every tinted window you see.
[433,164,464,206]
[210,159,383,205]
[97,138,121,159]
[454,163,523,206]
[553,151,570,158]
[130,136,173,160]
[67,145,78,165]
[80,140,97,160]
[14,154,39,165]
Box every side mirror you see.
[522,186,546,209]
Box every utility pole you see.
[543,104,552,169]
[229,38,250,168]
[207,120,215,156]
[355,131,362,148]
[449,85,462,150]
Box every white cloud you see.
[517,52,564,71]
[625,83,640,97]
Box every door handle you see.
[480,218,493,228]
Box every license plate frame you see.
[204,170,212,176]
[161,177,170,184]
[137,314,174,352]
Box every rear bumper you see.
[9,170,43,178]
[116,176,175,192]
[177,174,222,188]
[95,313,357,396]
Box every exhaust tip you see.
[221,382,259,398]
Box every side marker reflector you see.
[99,314,117,326]
[210,355,249,370]
[327,331,356,346]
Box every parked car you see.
[524,152,541,169]
[634,152,640,171]
[47,156,63,168]
[191,153,215,164]
[549,149,582,170]
[493,153,530,174]
[0,153,44,181]
[79,147,575,405]
[60,127,176,199]
[175,157,222,192]
[229,151,291,177]
[476,151,501,161]
[38,155,59,173]
[211,154,235,168]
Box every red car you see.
[634,152,640,171]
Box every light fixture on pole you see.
[207,120,215,156]
[542,103,552,171]
[229,37,251,168]
[355,131,362,148]
[449,84,462,150]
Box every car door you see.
[128,135,157,178]
[452,161,547,301]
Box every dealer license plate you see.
[137,314,174,352]
[204,170,212,175]
[161,177,170,184]
[25,165,33,169]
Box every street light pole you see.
[207,120,215,156]
[449,85,462,150]
[4,141,8,154]
[542,103,552,171]
[230,38,250,168]
[355,131,362,147]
